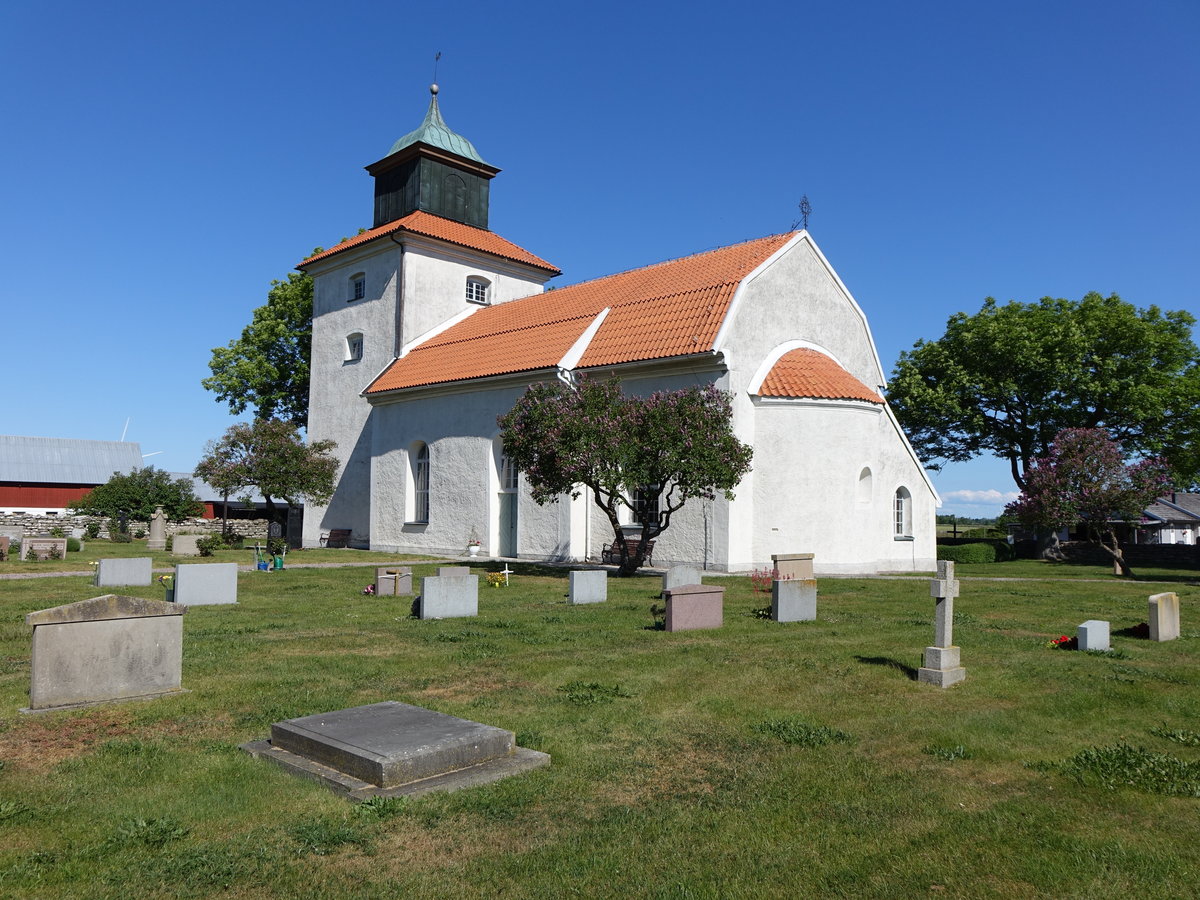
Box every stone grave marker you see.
[147,506,167,550]
[1148,592,1181,642]
[1077,619,1110,651]
[663,583,724,632]
[94,557,153,587]
[663,565,702,592]
[772,578,817,622]
[22,536,68,561]
[0,536,8,560]
[375,566,413,596]
[24,594,186,712]
[569,569,607,604]
[419,574,478,619]
[174,563,238,606]
[172,534,202,557]
[917,560,966,687]
[771,552,815,580]
[241,700,549,800]
[438,566,471,577]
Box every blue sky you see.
[2,0,1196,517]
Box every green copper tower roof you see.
[387,84,487,164]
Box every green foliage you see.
[203,269,314,427]
[66,538,80,552]
[48,526,65,537]
[753,718,854,747]
[85,521,101,539]
[888,293,1200,487]
[557,680,632,704]
[195,419,338,516]
[1150,725,1200,747]
[0,799,29,822]
[1037,743,1200,797]
[499,379,753,574]
[923,744,972,760]
[936,542,1004,564]
[353,796,408,820]
[195,535,221,557]
[107,817,190,849]
[68,467,203,522]
[287,818,370,856]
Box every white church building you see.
[301,86,938,574]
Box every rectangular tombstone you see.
[94,557,153,587]
[437,566,470,577]
[174,563,238,606]
[1077,619,1110,652]
[419,575,478,619]
[664,583,724,632]
[1148,592,1181,642]
[172,534,202,557]
[23,536,67,561]
[25,595,185,711]
[569,569,608,604]
[375,567,413,596]
[771,553,815,580]
[771,578,817,622]
[663,565,702,592]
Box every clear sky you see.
[2,0,1196,517]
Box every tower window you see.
[346,333,363,362]
[349,273,366,302]
[465,277,490,305]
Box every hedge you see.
[935,540,1016,564]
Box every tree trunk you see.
[1096,531,1133,577]
[1037,530,1065,561]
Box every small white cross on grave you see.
[918,559,966,688]
[501,565,514,586]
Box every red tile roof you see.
[366,233,794,394]
[757,348,882,403]
[299,210,560,274]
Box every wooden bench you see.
[601,539,654,567]
[320,529,351,548]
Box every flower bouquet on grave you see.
[1046,634,1078,650]
[362,584,375,595]
[486,572,506,588]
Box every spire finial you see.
[431,51,441,95]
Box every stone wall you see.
[0,513,271,541]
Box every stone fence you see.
[0,513,272,542]
[1014,539,1199,567]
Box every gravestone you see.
[1077,619,1110,651]
[375,567,413,596]
[569,569,607,604]
[174,563,238,606]
[0,536,8,560]
[772,579,817,622]
[419,574,478,619]
[241,701,550,800]
[24,594,186,712]
[663,583,724,632]
[771,552,815,580]
[173,534,202,557]
[917,560,966,687]
[1148,592,1181,642]
[147,506,167,551]
[0,526,23,543]
[94,557,153,587]
[663,565,702,592]
[22,536,68,561]
[437,566,470,577]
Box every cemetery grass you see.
[0,566,1196,898]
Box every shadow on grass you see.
[1113,623,1150,639]
[854,655,919,681]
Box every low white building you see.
[301,87,938,574]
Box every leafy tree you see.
[203,268,315,427]
[887,293,1200,489]
[194,419,338,522]
[67,467,203,522]
[1004,428,1172,576]
[498,379,753,575]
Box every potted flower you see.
[467,530,482,557]
[158,573,175,603]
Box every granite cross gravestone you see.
[917,560,966,687]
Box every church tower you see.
[365,84,499,229]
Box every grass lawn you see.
[0,556,1198,898]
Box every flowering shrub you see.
[486,572,506,587]
[750,567,779,595]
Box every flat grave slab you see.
[242,701,549,800]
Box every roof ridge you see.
[548,231,796,293]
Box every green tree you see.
[1005,428,1171,576]
[194,419,339,522]
[887,293,1200,489]
[67,467,203,522]
[203,268,315,427]
[498,379,753,575]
